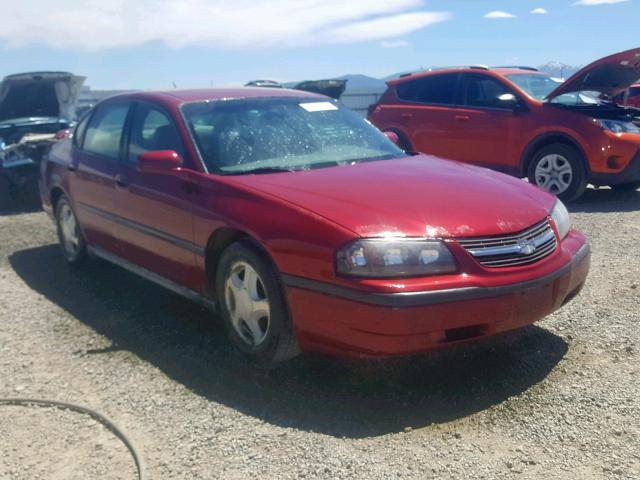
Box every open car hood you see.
[546,48,640,101]
[0,71,85,123]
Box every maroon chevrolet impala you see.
[40,88,590,364]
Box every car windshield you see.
[181,97,405,174]
[548,91,604,106]
[504,73,564,101]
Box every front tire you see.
[527,144,587,202]
[610,181,640,192]
[55,195,87,264]
[215,241,299,365]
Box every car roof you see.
[104,87,324,107]
[386,67,547,85]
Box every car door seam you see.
[77,202,205,256]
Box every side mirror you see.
[496,93,520,110]
[138,150,182,174]
[384,131,400,145]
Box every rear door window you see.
[395,73,458,105]
[460,74,514,109]
[127,104,185,164]
[83,103,131,159]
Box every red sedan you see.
[40,88,590,364]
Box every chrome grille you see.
[457,219,557,268]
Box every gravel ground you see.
[0,187,638,480]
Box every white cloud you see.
[530,8,549,14]
[329,12,450,42]
[381,40,411,48]
[573,0,630,5]
[0,0,451,51]
[484,11,517,19]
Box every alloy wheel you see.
[224,261,271,347]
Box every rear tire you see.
[527,143,588,202]
[610,181,640,192]
[215,241,299,365]
[55,195,87,264]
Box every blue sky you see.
[0,0,636,89]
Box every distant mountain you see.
[536,62,581,79]
[336,74,386,93]
[283,61,585,96]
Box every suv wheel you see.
[55,195,87,264]
[610,181,640,192]
[528,144,587,202]
[216,241,299,365]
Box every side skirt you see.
[88,246,217,312]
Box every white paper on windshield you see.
[299,102,338,112]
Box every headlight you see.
[336,239,457,278]
[597,119,640,134]
[550,200,570,240]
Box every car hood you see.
[547,47,640,100]
[232,155,556,238]
[0,71,85,123]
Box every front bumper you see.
[591,150,640,185]
[284,235,590,358]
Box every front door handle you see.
[115,174,128,188]
[455,115,471,122]
[401,113,413,119]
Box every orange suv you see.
[368,48,640,200]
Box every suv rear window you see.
[395,73,458,105]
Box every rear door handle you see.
[401,113,413,118]
[455,115,471,121]
[115,174,128,188]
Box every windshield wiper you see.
[231,166,298,175]
[350,154,403,164]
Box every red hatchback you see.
[41,88,590,364]
[369,48,640,200]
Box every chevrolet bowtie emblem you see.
[518,240,536,255]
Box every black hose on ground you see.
[0,398,145,480]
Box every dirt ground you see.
[0,187,639,479]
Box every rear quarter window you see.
[73,112,91,148]
[82,103,130,159]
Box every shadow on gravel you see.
[569,187,640,213]
[11,244,568,439]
